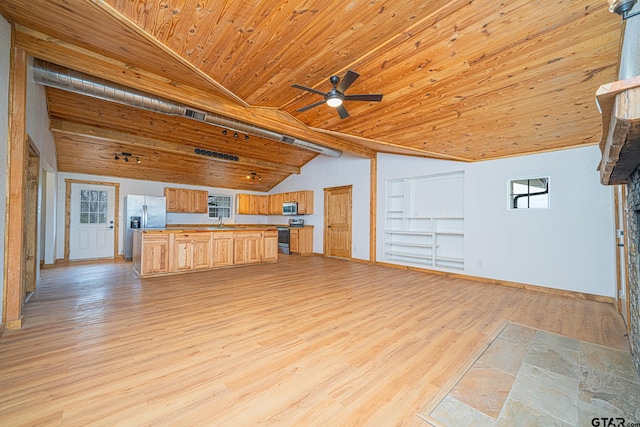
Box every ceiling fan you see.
[292,70,383,119]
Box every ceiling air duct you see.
[32,59,342,158]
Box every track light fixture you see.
[114,152,139,164]
[233,132,239,138]
[222,129,227,136]
[244,134,249,140]
[246,172,262,181]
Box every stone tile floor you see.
[418,322,640,426]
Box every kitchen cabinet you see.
[237,194,269,215]
[269,193,283,215]
[171,233,212,271]
[263,230,278,262]
[296,190,314,214]
[212,232,233,266]
[133,229,278,278]
[290,227,313,256]
[237,191,313,215]
[237,194,250,214]
[133,233,170,276]
[233,232,262,264]
[192,190,209,213]
[257,195,269,214]
[164,187,208,213]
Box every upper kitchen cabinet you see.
[164,187,208,213]
[237,194,269,215]
[237,191,314,215]
[268,193,283,215]
[295,190,314,215]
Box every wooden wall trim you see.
[370,155,377,263]
[64,179,121,262]
[374,261,616,305]
[3,30,27,329]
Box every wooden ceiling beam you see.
[15,25,375,159]
[49,119,301,175]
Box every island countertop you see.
[135,226,278,234]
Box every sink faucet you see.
[218,216,223,226]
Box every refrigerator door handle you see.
[142,205,147,229]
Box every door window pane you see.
[79,189,109,223]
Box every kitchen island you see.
[132,227,278,278]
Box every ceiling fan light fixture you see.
[326,96,343,108]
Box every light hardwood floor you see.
[0,256,629,426]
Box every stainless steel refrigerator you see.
[124,195,167,260]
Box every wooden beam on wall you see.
[4,31,27,329]
[14,26,374,159]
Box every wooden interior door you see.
[324,185,352,259]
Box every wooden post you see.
[4,33,28,329]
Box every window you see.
[509,177,549,209]
[208,195,232,219]
[79,189,108,223]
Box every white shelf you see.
[384,230,434,236]
[385,242,433,248]
[384,251,431,259]
[384,174,464,272]
[435,255,464,262]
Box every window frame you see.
[507,176,550,210]
[208,194,233,219]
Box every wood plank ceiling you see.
[0,0,623,190]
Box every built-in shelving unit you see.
[383,172,464,270]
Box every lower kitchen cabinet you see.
[234,232,262,264]
[171,233,212,271]
[133,233,170,276]
[262,230,278,262]
[133,229,278,278]
[212,232,233,266]
[290,227,313,256]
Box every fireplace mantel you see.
[596,75,640,185]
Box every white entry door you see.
[69,184,116,260]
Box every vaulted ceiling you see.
[0,0,623,191]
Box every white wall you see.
[55,172,265,258]
[378,146,616,297]
[269,153,371,259]
[0,15,11,322]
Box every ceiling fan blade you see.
[336,104,350,119]
[337,70,359,93]
[297,100,327,112]
[344,93,383,102]
[292,83,327,97]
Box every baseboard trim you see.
[374,261,615,304]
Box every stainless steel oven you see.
[276,227,290,254]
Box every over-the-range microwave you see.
[282,202,298,215]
